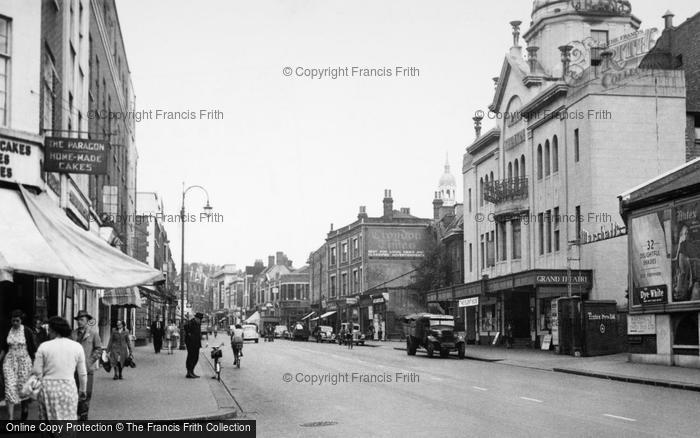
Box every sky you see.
[115,0,700,270]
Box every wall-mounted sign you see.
[503,129,526,150]
[580,223,627,245]
[366,227,430,259]
[671,200,700,303]
[637,285,667,305]
[535,273,591,285]
[346,297,358,305]
[372,297,385,304]
[0,133,42,186]
[44,137,109,175]
[458,297,479,308]
[627,314,656,335]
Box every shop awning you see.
[102,287,142,308]
[309,317,320,321]
[319,311,336,319]
[18,185,163,288]
[301,311,315,320]
[0,188,73,280]
[245,311,260,325]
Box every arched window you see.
[490,171,494,182]
[508,162,513,180]
[521,155,525,177]
[514,159,519,179]
[545,140,551,176]
[552,136,559,173]
[537,145,543,180]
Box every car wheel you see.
[458,343,465,359]
[426,343,434,358]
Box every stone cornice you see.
[467,128,500,155]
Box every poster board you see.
[541,334,552,350]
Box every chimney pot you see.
[663,10,674,29]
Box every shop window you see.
[539,298,554,331]
[674,313,699,346]
[481,304,496,332]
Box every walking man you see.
[72,310,102,421]
[150,315,165,354]
[185,312,203,378]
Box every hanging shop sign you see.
[44,137,110,175]
[0,133,42,186]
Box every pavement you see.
[369,341,700,392]
[0,338,238,421]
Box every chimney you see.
[267,256,274,268]
[432,192,444,220]
[663,10,674,30]
[510,20,522,48]
[276,251,286,266]
[357,205,368,220]
[383,189,393,219]
[559,45,573,80]
[527,45,539,73]
[330,223,334,231]
[473,115,483,138]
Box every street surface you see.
[202,338,700,438]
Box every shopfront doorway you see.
[504,291,530,339]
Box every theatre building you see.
[309,190,432,338]
[439,0,687,348]
[620,158,700,368]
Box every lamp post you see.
[179,183,213,349]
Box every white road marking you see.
[603,414,636,422]
[472,386,488,391]
[519,397,543,403]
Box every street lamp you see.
[179,183,213,349]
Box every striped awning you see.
[102,287,142,308]
[319,311,336,319]
[301,311,316,320]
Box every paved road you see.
[205,338,700,438]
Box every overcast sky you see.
[115,0,699,270]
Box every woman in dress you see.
[32,316,87,421]
[107,320,131,379]
[0,309,37,420]
[165,319,178,354]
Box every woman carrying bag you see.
[0,309,37,420]
[106,320,131,380]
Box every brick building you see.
[641,11,700,161]
[309,190,432,339]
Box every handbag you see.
[20,375,42,400]
[100,350,112,373]
[126,353,136,368]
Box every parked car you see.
[242,324,260,343]
[403,313,465,359]
[274,325,289,338]
[292,323,310,341]
[337,322,365,346]
[314,325,335,343]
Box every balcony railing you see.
[483,177,528,204]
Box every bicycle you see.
[232,342,243,368]
[210,343,224,380]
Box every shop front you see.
[620,159,700,368]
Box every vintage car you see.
[403,313,465,359]
[242,324,260,343]
[292,323,310,341]
[337,322,366,346]
[314,325,335,343]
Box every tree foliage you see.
[411,227,451,292]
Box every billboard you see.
[672,200,700,302]
[629,209,672,306]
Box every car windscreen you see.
[429,319,455,327]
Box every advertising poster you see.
[630,210,672,305]
[672,200,700,302]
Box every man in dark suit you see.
[185,312,203,378]
[150,315,165,354]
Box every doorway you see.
[504,292,530,339]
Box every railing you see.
[483,177,528,204]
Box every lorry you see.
[403,313,465,359]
